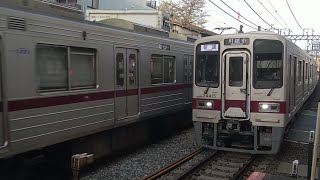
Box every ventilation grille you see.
[8,17,26,31]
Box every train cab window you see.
[195,42,220,87]
[253,39,283,89]
[229,57,243,87]
[116,53,125,86]
[70,47,96,89]
[37,44,97,92]
[37,45,68,91]
[150,55,176,84]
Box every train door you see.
[0,36,4,148]
[115,48,139,120]
[183,55,193,104]
[289,55,295,113]
[222,52,249,119]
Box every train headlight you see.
[259,103,280,112]
[261,104,269,110]
[206,102,213,108]
[197,100,214,109]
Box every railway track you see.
[143,148,256,180]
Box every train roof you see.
[195,31,287,43]
[0,5,193,46]
[195,31,311,58]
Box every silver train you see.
[0,7,194,159]
[193,32,319,154]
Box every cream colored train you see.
[193,31,318,154]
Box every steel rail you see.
[142,148,205,180]
[232,155,257,180]
[175,150,218,180]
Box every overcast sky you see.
[204,0,320,49]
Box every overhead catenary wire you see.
[218,0,260,28]
[285,0,303,31]
[257,0,285,28]
[243,0,273,28]
[208,0,258,31]
[267,0,289,29]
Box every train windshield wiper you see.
[204,86,210,94]
[267,87,276,96]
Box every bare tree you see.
[158,0,208,28]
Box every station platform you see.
[284,110,317,143]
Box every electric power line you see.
[243,0,273,28]
[267,0,289,29]
[285,0,303,31]
[208,0,258,30]
[219,0,260,28]
[257,0,285,28]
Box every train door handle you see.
[240,89,246,94]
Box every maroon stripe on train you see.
[141,84,191,94]
[8,84,191,112]
[8,91,115,112]
[127,89,139,96]
[192,98,221,110]
[115,89,139,97]
[251,101,286,114]
[192,98,286,114]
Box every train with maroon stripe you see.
[193,31,319,154]
[0,7,194,159]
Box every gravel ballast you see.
[80,128,198,180]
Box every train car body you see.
[0,7,194,159]
[193,31,318,154]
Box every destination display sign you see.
[200,43,219,52]
[224,38,250,45]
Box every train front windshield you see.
[195,42,220,87]
[253,39,284,89]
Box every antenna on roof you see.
[239,25,244,33]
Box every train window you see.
[150,55,176,84]
[229,57,243,87]
[128,54,136,85]
[151,55,163,84]
[37,45,68,91]
[189,56,194,82]
[298,61,302,82]
[305,62,307,81]
[70,48,96,89]
[195,42,220,88]
[116,53,125,86]
[310,64,312,80]
[253,39,283,89]
[183,55,188,82]
[37,44,97,92]
[164,56,175,83]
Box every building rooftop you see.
[171,21,217,36]
[100,0,156,11]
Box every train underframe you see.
[193,120,284,154]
